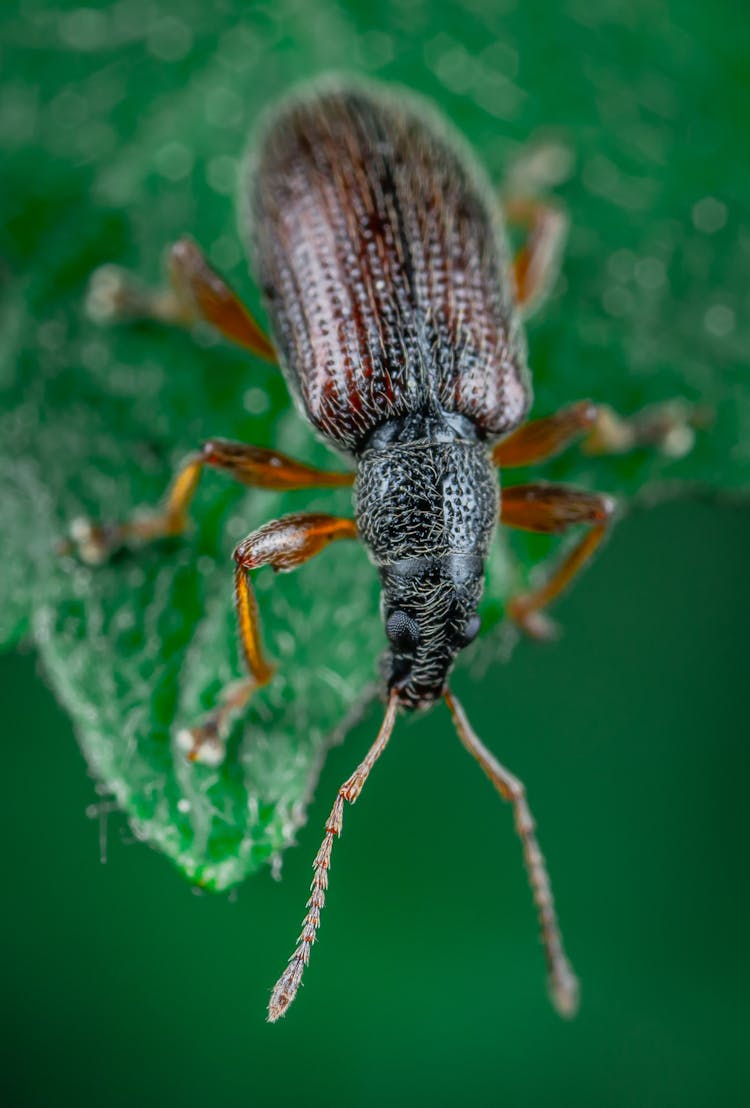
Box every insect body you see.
[75,79,691,1023]
[253,89,526,710]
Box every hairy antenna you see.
[445,689,579,1018]
[268,690,399,1022]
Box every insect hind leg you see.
[504,195,569,317]
[86,236,277,360]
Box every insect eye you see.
[386,610,420,653]
[458,614,481,647]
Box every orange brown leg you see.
[504,195,569,316]
[86,235,276,361]
[501,482,615,639]
[181,512,360,765]
[445,690,579,1018]
[493,399,704,468]
[63,439,354,565]
[493,401,598,467]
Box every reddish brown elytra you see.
[71,78,698,1021]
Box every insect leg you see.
[444,690,579,1019]
[493,401,598,467]
[181,512,360,764]
[63,440,353,564]
[503,196,568,317]
[86,236,277,361]
[268,691,399,1023]
[500,482,615,639]
[493,399,705,467]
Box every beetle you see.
[71,77,693,1022]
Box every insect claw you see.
[174,678,256,767]
[175,725,225,767]
[582,400,706,461]
[508,602,561,642]
[64,516,115,565]
[86,262,190,328]
[86,264,151,324]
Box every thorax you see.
[354,413,499,568]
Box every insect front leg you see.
[63,439,354,564]
[181,512,359,764]
[500,482,615,639]
[493,400,704,467]
[86,236,276,360]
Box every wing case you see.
[248,81,530,452]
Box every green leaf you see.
[2,1,747,890]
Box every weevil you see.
[70,78,697,1022]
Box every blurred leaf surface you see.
[1,0,747,889]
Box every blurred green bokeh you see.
[2,0,749,1105]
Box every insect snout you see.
[380,555,485,710]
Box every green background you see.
[2,0,749,1105]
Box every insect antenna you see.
[444,689,580,1018]
[268,689,400,1022]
